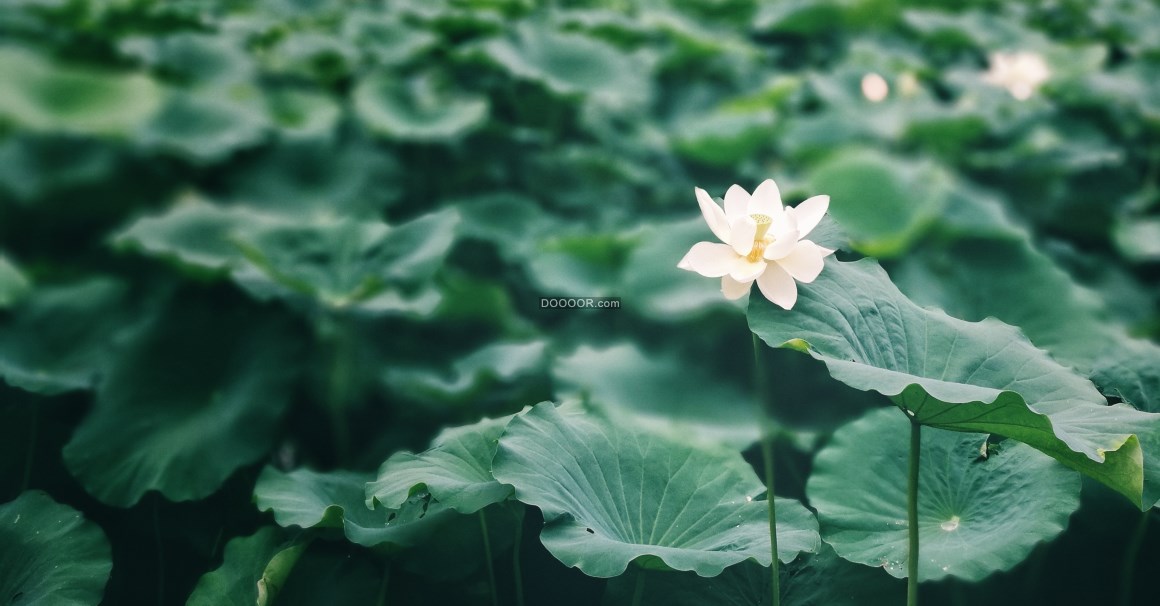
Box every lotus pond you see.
[2,0,1160,604]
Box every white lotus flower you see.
[982,51,1050,101]
[861,72,889,102]
[677,179,834,310]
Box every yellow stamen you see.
[747,213,773,262]
[750,213,772,240]
[746,242,765,263]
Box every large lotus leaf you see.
[264,88,341,138]
[672,108,776,167]
[0,135,121,202]
[353,71,488,141]
[0,256,30,308]
[262,32,357,84]
[893,237,1160,414]
[117,32,254,86]
[186,527,306,606]
[112,198,281,273]
[231,210,457,313]
[342,12,438,65]
[601,544,902,606]
[0,278,130,395]
[62,301,298,506]
[0,47,162,136]
[454,192,548,261]
[808,407,1080,581]
[139,88,269,163]
[223,140,400,218]
[474,22,649,105]
[1113,216,1160,263]
[367,414,514,514]
[525,232,635,298]
[492,403,819,578]
[806,150,951,257]
[552,343,758,449]
[265,542,385,606]
[621,218,737,320]
[748,258,1160,509]
[0,491,112,605]
[382,340,547,408]
[254,465,520,571]
[254,467,465,549]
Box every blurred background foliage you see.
[1,0,1159,603]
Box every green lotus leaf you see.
[806,149,951,257]
[62,300,298,506]
[0,47,162,136]
[382,340,547,408]
[342,12,438,65]
[894,237,1160,415]
[454,192,548,261]
[525,232,635,298]
[0,491,112,605]
[620,217,743,321]
[353,71,488,141]
[263,32,357,84]
[0,135,121,202]
[254,467,465,549]
[223,140,400,218]
[808,407,1080,581]
[1113,216,1160,263]
[474,22,649,105]
[265,88,341,138]
[367,414,514,514]
[266,542,386,605]
[672,108,776,167]
[231,210,457,313]
[112,197,280,273]
[492,402,820,578]
[139,88,269,163]
[748,258,1160,509]
[0,278,130,395]
[552,343,758,449]
[601,544,902,606]
[117,32,254,86]
[186,527,306,606]
[254,465,520,566]
[0,255,30,308]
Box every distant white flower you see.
[861,73,889,102]
[677,179,834,310]
[983,51,1050,100]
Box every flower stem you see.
[1118,510,1150,606]
[630,570,646,606]
[479,510,499,606]
[320,314,353,463]
[907,420,921,606]
[513,516,526,606]
[20,405,37,493]
[153,497,166,606]
[752,334,780,606]
[376,560,391,606]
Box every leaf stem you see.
[20,405,37,493]
[479,510,499,606]
[630,570,646,606]
[321,314,353,463]
[153,497,166,606]
[907,420,921,606]
[513,515,526,606]
[752,334,780,606]
[376,560,391,606]
[1118,510,1150,606]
